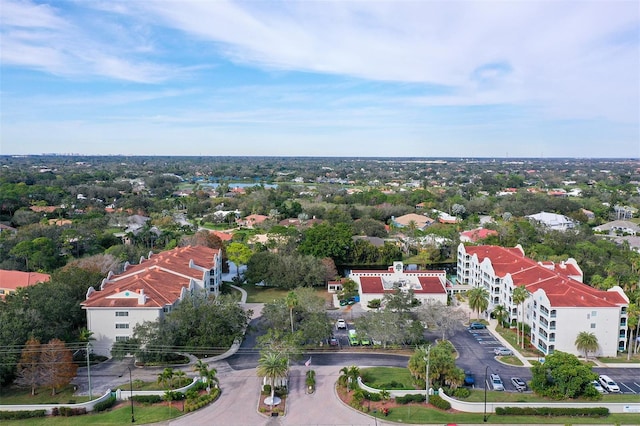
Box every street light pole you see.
[86,342,92,400]
[424,344,431,405]
[483,365,489,422]
[128,366,135,423]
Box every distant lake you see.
[202,182,278,189]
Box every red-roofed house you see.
[348,262,448,308]
[457,244,628,357]
[238,214,268,228]
[459,228,498,243]
[82,245,222,356]
[0,270,51,298]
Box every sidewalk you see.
[483,314,640,369]
[485,318,532,367]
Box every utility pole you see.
[483,365,489,422]
[87,342,92,400]
[424,344,431,405]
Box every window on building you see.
[115,323,129,329]
[590,323,596,329]
[0,289,4,294]
[115,311,129,317]
[115,336,130,342]
[591,311,597,317]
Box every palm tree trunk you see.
[628,328,634,360]
[270,378,275,411]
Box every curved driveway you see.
[163,363,379,426]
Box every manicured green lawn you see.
[0,385,90,405]
[369,405,640,425]
[494,327,543,357]
[497,355,523,366]
[2,404,183,425]
[463,389,640,403]
[242,285,290,303]
[360,367,416,390]
[599,355,640,363]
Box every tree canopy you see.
[530,351,599,400]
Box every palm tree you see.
[467,287,489,320]
[158,367,175,389]
[256,351,289,411]
[338,365,360,392]
[192,359,219,389]
[493,305,508,328]
[174,370,187,388]
[512,286,529,348]
[575,331,599,360]
[627,302,639,360]
[286,291,298,334]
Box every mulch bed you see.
[257,393,287,417]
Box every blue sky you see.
[1,0,639,158]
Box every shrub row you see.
[132,395,163,404]
[362,390,382,401]
[495,407,609,417]
[54,406,87,416]
[184,389,219,413]
[93,395,117,412]
[443,386,470,399]
[0,410,46,420]
[429,394,451,411]
[377,380,410,390]
[395,394,426,404]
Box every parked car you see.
[468,322,486,330]
[598,375,620,393]
[360,336,371,345]
[336,319,347,329]
[464,371,475,386]
[493,347,513,356]
[511,377,527,392]
[592,380,606,394]
[490,374,504,391]
[328,337,339,346]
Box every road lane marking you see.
[621,383,637,393]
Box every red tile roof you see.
[416,276,447,294]
[0,270,51,293]
[122,246,219,280]
[463,245,626,308]
[82,269,190,308]
[460,228,498,242]
[82,246,219,309]
[211,230,233,241]
[358,275,446,294]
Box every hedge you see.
[362,390,382,401]
[0,410,47,420]
[395,394,426,404]
[55,406,87,417]
[495,407,609,417]
[429,394,451,411]
[132,395,163,404]
[93,395,117,412]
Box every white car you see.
[493,347,513,356]
[336,319,347,329]
[490,374,504,391]
[598,375,620,393]
[591,380,606,394]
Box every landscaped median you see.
[0,377,220,423]
[335,366,640,425]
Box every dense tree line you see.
[0,267,104,386]
[111,294,251,362]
